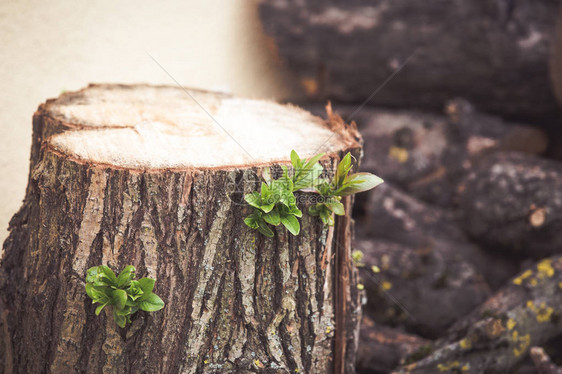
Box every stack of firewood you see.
[259,1,562,373]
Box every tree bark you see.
[0,84,363,373]
[258,0,560,121]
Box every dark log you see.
[356,183,464,245]
[356,315,431,374]
[356,183,518,290]
[258,0,561,121]
[355,238,491,339]
[395,255,562,374]
[550,4,562,109]
[308,100,548,207]
[0,84,363,373]
[458,152,562,258]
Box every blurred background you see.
[4,0,562,372]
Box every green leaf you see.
[316,180,332,196]
[302,153,325,171]
[335,173,384,196]
[244,191,262,209]
[290,150,302,170]
[116,265,135,288]
[260,182,273,202]
[138,293,165,312]
[277,203,301,218]
[86,266,101,283]
[95,303,107,316]
[301,153,324,184]
[262,167,272,184]
[294,162,323,191]
[259,202,275,213]
[280,191,296,208]
[280,214,300,236]
[257,220,274,238]
[86,284,111,303]
[244,214,259,229]
[263,208,281,226]
[127,280,143,300]
[319,207,335,226]
[115,305,133,316]
[325,198,345,216]
[99,265,117,284]
[86,264,165,328]
[293,152,324,191]
[245,189,276,213]
[271,172,294,203]
[113,310,127,328]
[334,153,353,188]
[287,205,302,218]
[85,283,96,299]
[244,210,263,229]
[137,278,155,294]
[308,204,320,216]
[111,289,128,311]
[86,266,116,287]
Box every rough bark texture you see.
[0,84,363,373]
[396,255,562,374]
[259,0,561,121]
[458,152,562,258]
[356,315,430,374]
[308,100,548,208]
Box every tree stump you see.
[0,84,363,373]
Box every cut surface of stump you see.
[0,84,362,373]
[47,84,351,168]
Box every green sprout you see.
[244,150,383,236]
[85,265,164,328]
[308,152,383,225]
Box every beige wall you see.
[0,0,293,244]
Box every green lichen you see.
[403,344,433,365]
